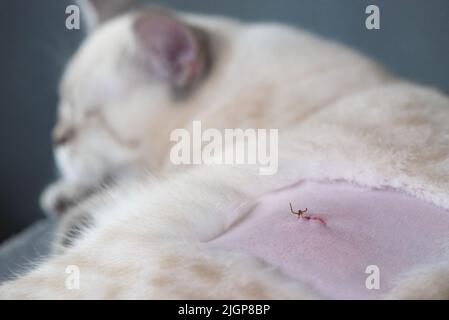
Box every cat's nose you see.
[52,125,76,146]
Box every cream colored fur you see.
[2,6,449,299]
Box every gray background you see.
[0,0,448,243]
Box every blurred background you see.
[0,0,448,244]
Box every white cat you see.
[1,0,449,299]
[41,1,392,220]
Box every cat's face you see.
[53,4,211,184]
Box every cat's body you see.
[41,5,392,218]
[1,1,449,299]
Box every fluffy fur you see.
[41,6,392,217]
[1,2,449,299]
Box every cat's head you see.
[53,1,214,184]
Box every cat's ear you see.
[77,0,137,31]
[132,10,209,89]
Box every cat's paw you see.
[40,181,96,218]
[53,209,94,254]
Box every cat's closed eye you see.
[52,124,76,146]
[52,105,101,146]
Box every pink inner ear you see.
[133,13,198,87]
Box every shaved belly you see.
[208,181,449,299]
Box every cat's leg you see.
[50,169,156,253]
[42,166,147,253]
[52,208,95,253]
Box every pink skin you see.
[208,180,449,299]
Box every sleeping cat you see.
[1,0,449,299]
[41,0,391,240]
